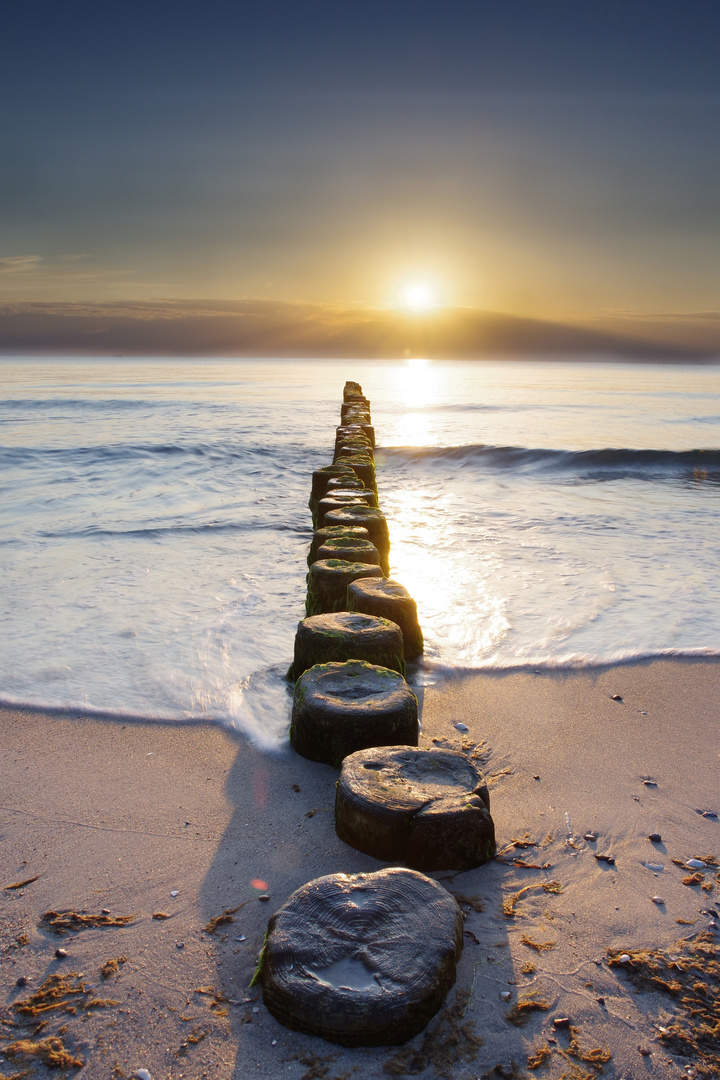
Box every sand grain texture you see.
[1,657,718,1078]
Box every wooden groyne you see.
[256,381,496,1047]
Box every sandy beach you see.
[1,657,718,1079]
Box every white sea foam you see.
[1,356,719,748]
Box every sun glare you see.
[400,281,436,312]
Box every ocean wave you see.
[0,441,309,467]
[0,397,232,413]
[379,444,720,482]
[409,646,720,680]
[33,519,311,541]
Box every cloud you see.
[0,298,715,359]
[0,255,44,273]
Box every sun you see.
[400,281,436,312]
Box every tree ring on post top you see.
[290,660,418,766]
[335,746,496,871]
[260,867,463,1046]
[306,560,383,616]
[347,577,423,659]
[292,611,405,681]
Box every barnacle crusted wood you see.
[290,660,418,766]
[335,746,496,871]
[260,868,463,1046]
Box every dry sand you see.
[1,657,718,1080]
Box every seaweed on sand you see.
[382,989,483,1077]
[99,959,127,984]
[4,1036,83,1069]
[505,992,552,1027]
[519,935,555,952]
[608,930,719,1078]
[203,899,250,934]
[39,910,136,934]
[503,881,563,918]
[13,974,91,1019]
[528,1026,611,1074]
[527,1043,553,1069]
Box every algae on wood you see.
[306,559,383,616]
[290,660,418,766]
[292,611,405,681]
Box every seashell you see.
[644,862,664,872]
[553,1016,571,1029]
[619,953,631,963]
[454,722,468,732]
[584,832,597,842]
[170,890,179,897]
[686,859,707,869]
[500,990,511,1001]
[135,1071,152,1080]
[651,896,664,905]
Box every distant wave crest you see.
[379,444,720,482]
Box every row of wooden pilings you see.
[289,379,424,765]
[257,382,497,1048]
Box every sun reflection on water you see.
[385,358,448,446]
[385,485,511,670]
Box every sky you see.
[2,1,720,355]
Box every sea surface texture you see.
[1,357,718,747]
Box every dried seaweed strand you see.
[503,880,563,917]
[520,935,556,952]
[4,876,40,891]
[5,1036,83,1069]
[39,910,136,934]
[505,992,551,1027]
[203,899,251,934]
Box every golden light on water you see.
[386,486,511,666]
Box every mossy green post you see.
[306,559,383,616]
[323,506,389,573]
[292,611,405,681]
[307,525,371,568]
[290,660,418,766]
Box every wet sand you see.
[1,657,718,1079]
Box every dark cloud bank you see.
[0,300,717,360]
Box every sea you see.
[1,356,718,749]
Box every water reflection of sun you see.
[387,486,510,665]
[387,358,443,446]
